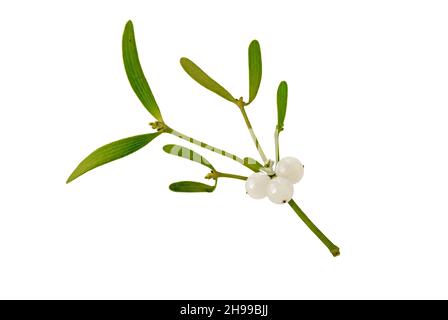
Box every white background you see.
[1,0,448,299]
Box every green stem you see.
[216,172,247,181]
[288,199,340,257]
[239,106,269,165]
[274,127,280,163]
[164,126,258,172]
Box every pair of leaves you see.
[67,21,165,183]
[180,40,262,105]
[163,144,217,193]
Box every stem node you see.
[149,121,167,132]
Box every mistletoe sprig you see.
[67,21,340,257]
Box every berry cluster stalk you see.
[288,199,340,257]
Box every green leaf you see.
[122,20,163,121]
[243,157,263,172]
[67,132,161,183]
[180,57,236,103]
[248,40,262,104]
[163,144,214,170]
[169,180,217,193]
[277,81,288,131]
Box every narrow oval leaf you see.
[123,21,163,121]
[180,57,236,103]
[243,157,263,172]
[248,40,262,103]
[169,180,217,193]
[67,132,161,183]
[163,144,214,170]
[277,81,288,130]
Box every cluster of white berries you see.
[245,157,304,204]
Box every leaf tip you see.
[66,172,76,184]
[179,57,190,68]
[125,20,134,29]
[123,21,135,46]
[162,144,172,153]
[249,39,260,48]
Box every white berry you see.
[275,156,304,184]
[266,177,294,204]
[245,172,270,199]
